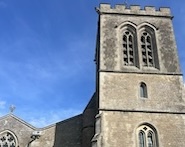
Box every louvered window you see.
[141,32,154,67]
[122,30,135,66]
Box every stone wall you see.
[99,72,185,112]
[99,111,185,147]
[0,114,57,147]
[94,3,185,147]
[183,84,185,100]
[0,114,84,147]
[32,125,55,147]
[82,93,97,147]
[0,115,35,147]
[53,115,82,147]
[98,4,181,74]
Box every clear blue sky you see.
[0,0,184,128]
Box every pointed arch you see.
[137,123,158,147]
[139,131,145,147]
[138,23,159,69]
[0,130,19,147]
[138,22,158,31]
[118,21,137,30]
[118,21,139,67]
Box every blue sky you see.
[0,0,184,128]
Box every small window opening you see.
[140,82,148,98]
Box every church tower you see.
[92,4,185,147]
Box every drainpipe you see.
[27,131,41,147]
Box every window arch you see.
[137,124,158,147]
[0,130,18,147]
[141,31,154,67]
[139,25,159,69]
[120,24,139,67]
[140,82,148,98]
[122,30,135,66]
[139,131,145,147]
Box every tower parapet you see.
[98,4,171,17]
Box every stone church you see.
[0,3,185,147]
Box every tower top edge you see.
[98,3,171,17]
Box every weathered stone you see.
[0,3,184,147]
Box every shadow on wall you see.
[53,114,83,147]
[53,93,97,147]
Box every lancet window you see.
[141,31,154,67]
[139,25,159,69]
[122,27,138,67]
[120,23,159,69]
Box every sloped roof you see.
[0,113,37,130]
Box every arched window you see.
[141,31,154,67]
[123,30,135,66]
[121,25,138,67]
[140,82,148,98]
[139,25,159,69]
[139,131,145,147]
[137,124,158,147]
[0,131,18,147]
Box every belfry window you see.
[137,124,158,147]
[120,23,159,69]
[0,131,17,147]
[139,25,159,69]
[141,31,154,67]
[122,29,137,66]
[140,82,148,98]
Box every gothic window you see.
[141,31,154,67]
[139,25,159,69]
[0,131,17,147]
[140,82,148,98]
[122,27,138,67]
[139,131,145,147]
[137,125,158,147]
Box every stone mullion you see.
[150,36,155,67]
[126,35,130,65]
[145,36,149,67]
[131,34,135,66]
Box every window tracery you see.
[119,23,159,69]
[137,124,158,147]
[140,31,154,67]
[121,25,139,67]
[139,24,159,69]
[122,30,135,66]
[0,131,17,147]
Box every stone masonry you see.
[0,3,184,147]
